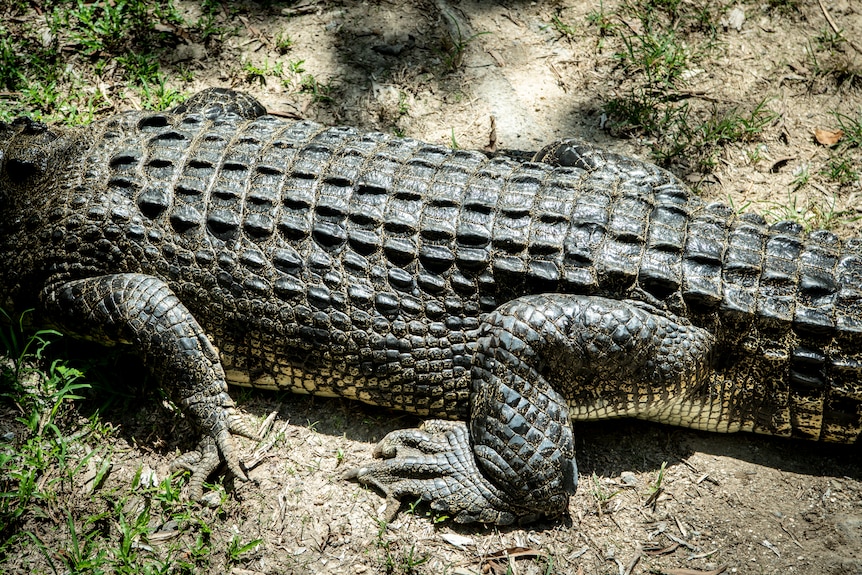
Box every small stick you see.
[818,0,862,55]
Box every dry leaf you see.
[814,128,843,146]
[440,533,476,548]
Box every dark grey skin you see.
[1,89,860,525]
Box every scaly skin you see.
[1,89,860,524]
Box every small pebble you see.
[620,472,638,486]
[725,7,745,31]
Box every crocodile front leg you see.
[349,294,715,524]
[40,273,258,499]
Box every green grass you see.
[242,58,284,85]
[756,108,862,230]
[374,518,429,575]
[760,191,860,232]
[549,13,577,42]
[822,157,858,185]
[226,535,262,567]
[0,1,224,122]
[595,1,783,172]
[439,12,489,72]
[275,31,294,54]
[834,110,862,148]
[299,74,334,103]
[606,94,777,170]
[614,25,691,88]
[585,2,618,50]
[237,55,334,101]
[804,29,862,87]
[0,312,244,574]
[138,77,186,111]
[587,472,620,516]
[644,461,667,509]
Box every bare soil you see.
[3,1,862,574]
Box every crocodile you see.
[1,88,860,525]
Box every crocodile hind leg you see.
[40,273,258,499]
[533,138,684,188]
[348,294,715,524]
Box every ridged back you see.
[56,109,862,341]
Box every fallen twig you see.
[818,0,862,55]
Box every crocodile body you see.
[1,89,860,524]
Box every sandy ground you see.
[2,1,862,574]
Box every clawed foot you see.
[346,420,531,525]
[169,405,261,501]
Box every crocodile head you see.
[1,117,58,181]
[0,117,66,207]
[1,118,71,312]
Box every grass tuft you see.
[593,1,783,172]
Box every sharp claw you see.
[216,428,248,482]
[171,435,221,501]
[346,421,523,525]
[169,412,252,502]
[342,466,364,481]
[373,441,405,459]
[227,408,261,442]
[170,449,203,473]
[382,497,402,522]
